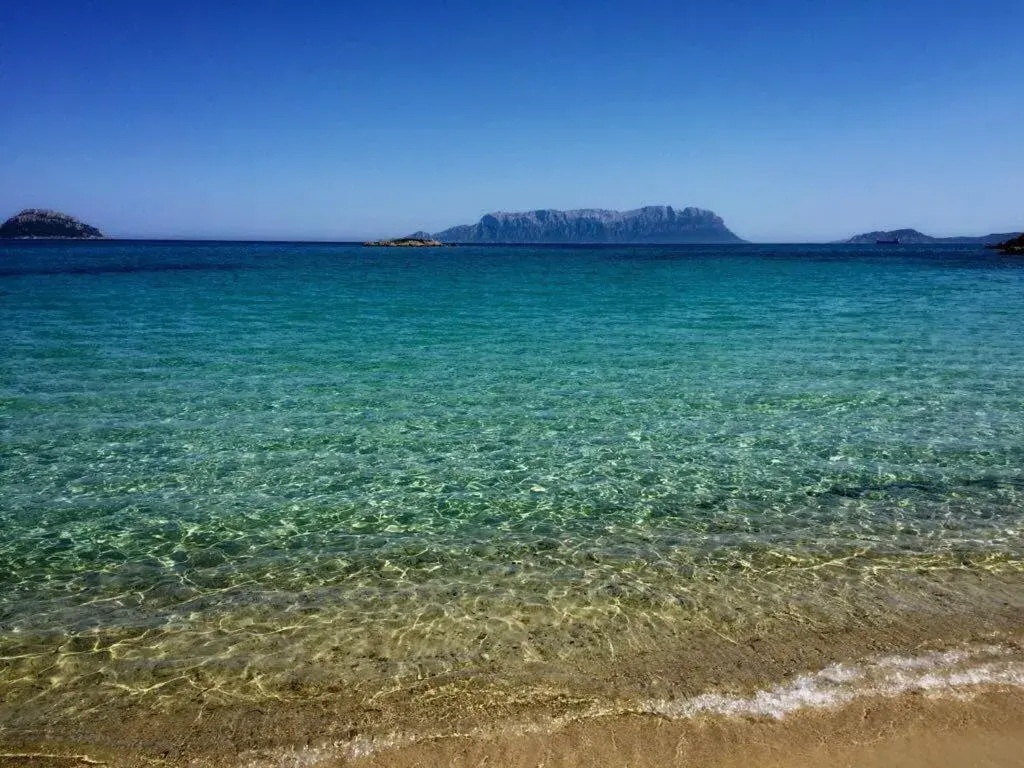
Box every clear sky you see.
[2,0,1022,242]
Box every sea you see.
[1,241,1023,763]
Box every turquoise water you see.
[1,242,1023,727]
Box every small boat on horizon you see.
[876,236,901,245]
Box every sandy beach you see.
[2,614,1023,767]
[348,689,1024,768]
[3,669,1024,767]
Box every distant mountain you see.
[0,209,104,239]
[845,228,1019,245]
[430,206,743,244]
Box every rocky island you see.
[0,209,105,239]
[426,205,743,244]
[988,233,1024,254]
[362,236,447,247]
[845,228,1019,245]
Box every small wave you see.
[239,643,1024,767]
[639,644,1024,720]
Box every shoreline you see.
[3,640,1024,767]
[3,614,1023,767]
[346,687,1024,768]
[2,540,1022,766]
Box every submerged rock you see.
[0,209,105,239]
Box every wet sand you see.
[350,689,1024,768]
[2,615,1023,767]
[2,559,1022,767]
[3,688,1023,767]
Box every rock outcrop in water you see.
[988,233,1024,254]
[363,237,446,247]
[430,206,743,244]
[845,228,1019,245]
[0,209,105,239]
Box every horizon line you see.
[1,237,1013,247]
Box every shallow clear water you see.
[1,242,1023,732]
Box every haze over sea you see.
[2,241,1024,762]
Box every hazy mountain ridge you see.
[845,228,1019,245]
[429,206,743,243]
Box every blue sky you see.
[2,0,1022,241]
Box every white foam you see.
[640,645,1024,721]
[238,643,1024,767]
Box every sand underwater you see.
[1,241,1023,766]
